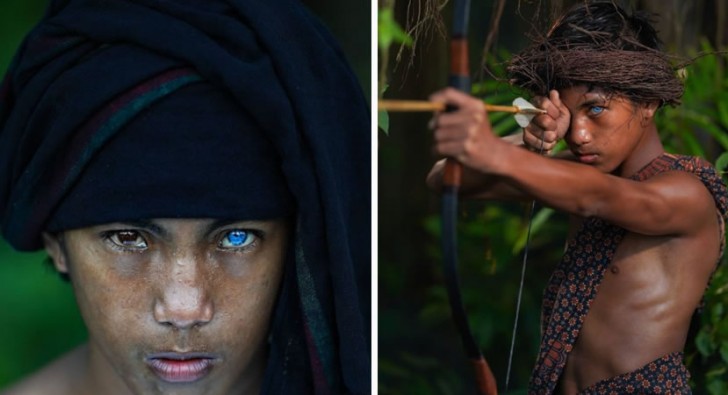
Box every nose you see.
[567,121,592,146]
[153,256,214,330]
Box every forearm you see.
[426,159,528,200]
[488,142,615,217]
[466,141,713,237]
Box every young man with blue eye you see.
[428,2,726,394]
[36,218,289,394]
[0,0,370,394]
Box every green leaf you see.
[717,99,728,129]
[708,378,727,395]
[676,129,707,158]
[513,207,555,253]
[706,365,728,378]
[683,112,728,150]
[696,328,716,356]
[711,302,725,323]
[378,8,411,51]
[379,109,390,135]
[379,82,390,98]
[378,358,412,378]
[720,341,728,363]
[492,116,518,136]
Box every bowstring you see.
[504,139,544,392]
[504,16,552,390]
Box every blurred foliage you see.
[379,23,728,395]
[378,1,413,134]
[656,41,728,158]
[0,1,84,390]
[658,41,728,395]
[378,6,412,57]
[0,1,45,72]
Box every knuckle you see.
[472,112,485,124]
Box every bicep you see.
[597,172,716,236]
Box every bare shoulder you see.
[1,344,87,395]
[648,169,717,211]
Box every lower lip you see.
[578,154,598,164]
[147,358,214,383]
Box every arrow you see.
[378,98,545,121]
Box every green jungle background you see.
[379,0,728,394]
[0,0,370,389]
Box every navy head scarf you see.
[0,0,370,393]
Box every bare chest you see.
[560,215,719,391]
[566,215,717,300]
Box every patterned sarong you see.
[577,352,690,394]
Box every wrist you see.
[501,133,523,145]
[478,138,514,177]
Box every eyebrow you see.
[205,219,241,235]
[579,97,607,110]
[115,220,168,238]
[113,218,264,239]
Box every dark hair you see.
[547,1,661,51]
[508,1,684,107]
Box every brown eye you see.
[108,231,148,250]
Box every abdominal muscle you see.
[557,218,719,395]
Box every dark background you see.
[379,0,728,394]
[0,0,370,389]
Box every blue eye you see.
[219,230,256,249]
[589,106,604,115]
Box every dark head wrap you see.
[47,82,297,232]
[0,0,370,393]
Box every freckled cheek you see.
[220,271,282,326]
[595,123,631,155]
[214,264,284,358]
[71,262,152,343]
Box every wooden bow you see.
[440,0,498,394]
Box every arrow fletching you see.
[513,97,539,127]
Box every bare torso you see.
[558,213,722,394]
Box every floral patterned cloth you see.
[577,352,690,394]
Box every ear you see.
[641,101,659,120]
[42,232,69,274]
